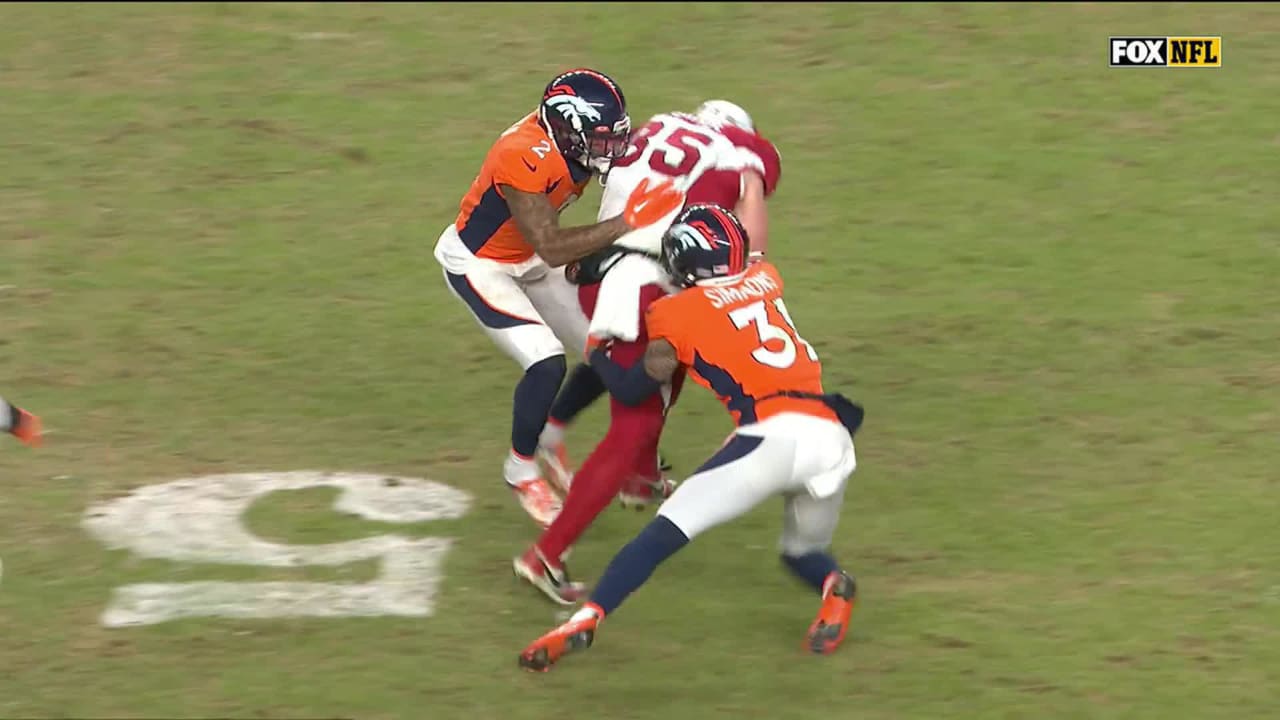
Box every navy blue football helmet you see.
[660,204,752,288]
[539,68,631,175]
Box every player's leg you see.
[777,423,859,654]
[538,361,603,492]
[519,431,795,671]
[541,273,605,451]
[618,369,684,509]
[597,433,790,611]
[781,488,858,655]
[515,336,666,605]
[525,266,603,491]
[513,403,659,605]
[442,265,565,527]
[546,280,606,437]
[1,396,42,447]
[544,364,604,441]
[540,395,665,562]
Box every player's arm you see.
[587,338,679,406]
[504,186,631,267]
[735,171,768,260]
[723,129,781,262]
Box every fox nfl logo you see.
[1110,37,1222,68]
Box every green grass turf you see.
[1,3,1278,718]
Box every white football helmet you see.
[694,99,754,132]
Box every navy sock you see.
[548,362,605,427]
[590,515,689,616]
[511,355,567,457]
[782,551,841,595]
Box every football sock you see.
[782,551,842,594]
[546,362,605,431]
[511,354,566,458]
[538,417,567,449]
[503,450,541,486]
[0,397,13,432]
[589,515,689,616]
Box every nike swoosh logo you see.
[632,199,650,214]
[545,177,562,193]
[522,158,537,173]
[539,558,565,587]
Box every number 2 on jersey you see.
[729,299,819,369]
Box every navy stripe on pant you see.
[445,271,537,330]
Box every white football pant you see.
[658,412,857,556]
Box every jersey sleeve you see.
[644,296,693,367]
[491,140,550,195]
[751,135,782,196]
[720,126,782,196]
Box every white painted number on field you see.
[81,472,471,628]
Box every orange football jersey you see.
[645,261,837,426]
[453,113,593,263]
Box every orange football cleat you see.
[511,477,562,528]
[518,603,603,672]
[10,407,43,448]
[806,571,857,655]
[536,441,574,497]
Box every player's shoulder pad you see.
[493,135,555,193]
[757,260,784,292]
[646,291,683,321]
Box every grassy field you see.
[2,2,1279,718]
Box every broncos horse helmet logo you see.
[544,90,605,130]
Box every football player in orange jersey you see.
[433,68,682,529]
[518,204,866,672]
[1,396,42,447]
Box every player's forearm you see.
[535,216,631,267]
[738,201,767,257]
[735,175,768,258]
[506,186,632,267]
[588,348,661,406]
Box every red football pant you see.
[536,337,669,563]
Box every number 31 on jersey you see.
[729,299,819,370]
